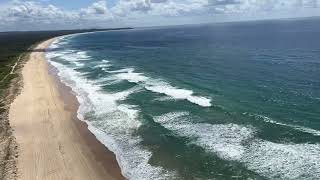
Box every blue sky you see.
[0,0,320,31]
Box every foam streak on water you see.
[153,112,320,179]
[105,68,212,107]
[153,112,255,161]
[247,113,320,136]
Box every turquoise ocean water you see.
[46,19,320,179]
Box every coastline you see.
[9,38,124,180]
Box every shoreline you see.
[9,38,124,180]
[48,53,125,179]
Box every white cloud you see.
[81,1,110,15]
[0,0,115,30]
[111,0,152,17]
[0,0,320,31]
[7,1,73,21]
[80,1,113,21]
[208,0,320,14]
[1,1,77,26]
[111,0,208,18]
[150,0,208,16]
[109,0,320,18]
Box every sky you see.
[0,0,320,31]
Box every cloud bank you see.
[0,0,320,31]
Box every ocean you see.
[46,19,320,179]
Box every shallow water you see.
[46,19,320,179]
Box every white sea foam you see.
[94,60,111,68]
[95,64,111,68]
[105,68,150,83]
[106,68,134,73]
[249,113,320,136]
[76,51,88,56]
[116,70,149,83]
[47,49,89,63]
[243,141,320,179]
[49,43,59,49]
[154,111,320,179]
[294,126,320,136]
[46,50,72,59]
[46,41,176,179]
[145,84,211,107]
[153,112,254,160]
[100,79,123,86]
[153,96,174,102]
[73,61,84,67]
[60,51,90,61]
[88,124,174,179]
[103,67,212,107]
[47,39,90,63]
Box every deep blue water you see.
[46,19,320,179]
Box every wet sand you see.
[9,38,124,180]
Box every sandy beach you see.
[9,38,124,180]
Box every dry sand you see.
[9,38,124,180]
